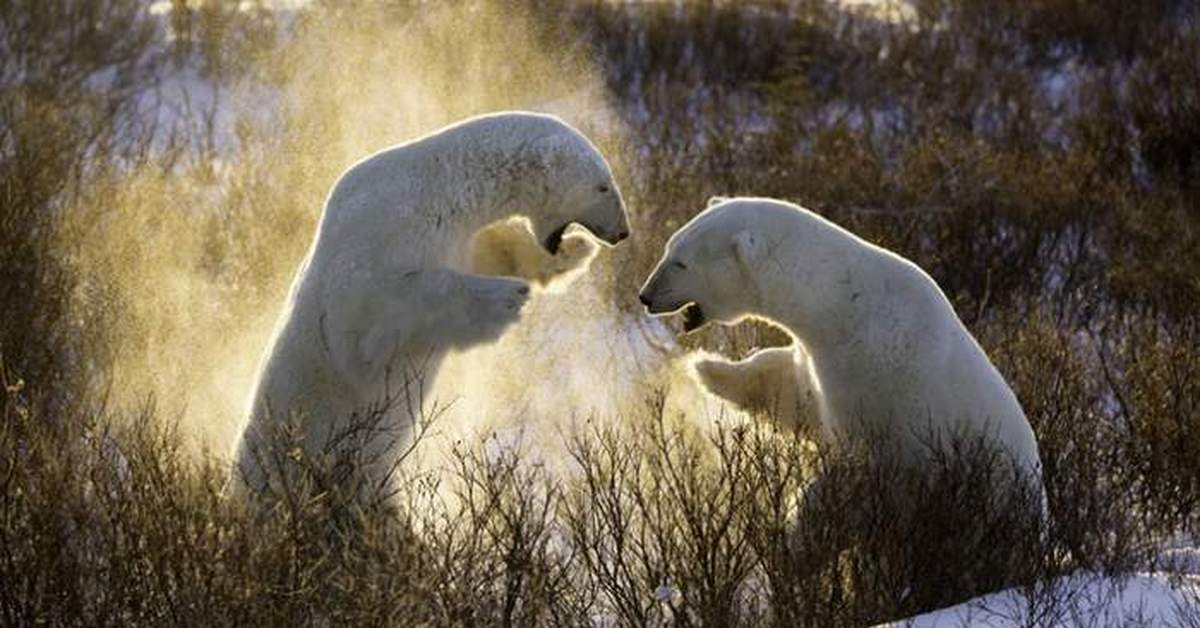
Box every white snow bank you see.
[878,571,1200,627]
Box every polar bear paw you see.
[463,275,531,345]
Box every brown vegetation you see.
[2,0,1198,624]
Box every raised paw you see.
[692,347,819,436]
[693,357,750,404]
[494,276,531,310]
[479,276,530,313]
[464,276,531,345]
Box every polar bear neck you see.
[418,113,588,240]
[743,207,950,381]
[747,210,880,348]
[417,125,550,240]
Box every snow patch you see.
[879,572,1200,627]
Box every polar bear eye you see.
[597,184,610,193]
[672,260,687,270]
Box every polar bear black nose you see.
[638,292,652,306]
[615,229,630,241]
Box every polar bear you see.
[638,197,1043,489]
[690,345,821,439]
[234,112,629,495]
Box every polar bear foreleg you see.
[693,346,818,437]
[328,268,531,387]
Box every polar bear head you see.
[638,198,771,332]
[516,117,630,255]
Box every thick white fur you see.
[691,345,821,439]
[234,112,628,493]
[640,198,1043,486]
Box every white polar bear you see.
[638,197,1043,488]
[234,112,629,494]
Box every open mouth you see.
[681,303,706,332]
[543,225,569,255]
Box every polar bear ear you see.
[733,230,763,265]
[707,196,728,207]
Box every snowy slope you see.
[879,572,1199,627]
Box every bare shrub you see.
[563,403,764,626]
[5,0,1199,624]
[1099,318,1200,539]
[0,0,163,397]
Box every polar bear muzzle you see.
[595,225,631,245]
[636,291,706,333]
[637,279,705,332]
[585,212,631,246]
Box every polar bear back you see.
[791,223,1039,471]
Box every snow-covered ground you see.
[881,570,1199,627]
